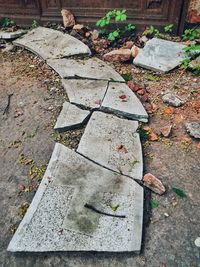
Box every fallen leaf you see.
[172,187,187,198]
[163,107,174,115]
[109,204,120,212]
[150,132,159,141]
[127,81,141,92]
[117,144,123,150]
[196,142,200,149]
[119,94,127,100]
[161,264,166,267]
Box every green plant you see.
[96,9,136,42]
[164,24,174,33]
[144,25,160,38]
[1,17,14,28]
[182,27,200,41]
[31,20,39,29]
[182,44,200,76]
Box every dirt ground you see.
[0,46,200,267]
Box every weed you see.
[182,44,200,76]
[145,74,160,81]
[96,9,136,42]
[18,202,29,218]
[182,27,200,41]
[31,20,39,29]
[164,24,174,34]
[1,17,15,28]
[144,25,160,38]
[121,72,133,81]
[29,165,46,181]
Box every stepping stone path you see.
[8,143,143,252]
[8,27,149,253]
[54,102,90,132]
[13,27,91,60]
[133,38,186,73]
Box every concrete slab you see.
[13,27,91,60]
[133,38,186,73]
[0,30,26,40]
[77,112,143,180]
[62,79,108,109]
[47,57,124,81]
[101,82,148,122]
[54,102,90,132]
[7,143,143,252]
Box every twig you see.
[84,203,126,218]
[3,93,13,115]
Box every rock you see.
[127,81,141,92]
[8,143,143,252]
[91,29,99,41]
[143,173,166,195]
[133,38,186,73]
[160,125,172,137]
[185,122,200,139]
[2,43,14,53]
[13,27,91,60]
[137,89,145,95]
[61,9,75,28]
[162,92,185,107]
[73,24,84,31]
[124,41,134,49]
[0,29,25,40]
[77,112,143,180]
[139,35,149,45]
[131,45,140,58]
[189,56,200,69]
[195,237,200,247]
[103,49,132,62]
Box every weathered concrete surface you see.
[47,57,124,81]
[0,30,25,39]
[13,27,91,60]
[62,79,108,109]
[133,38,186,73]
[8,143,143,252]
[54,102,90,132]
[77,112,143,180]
[101,82,148,122]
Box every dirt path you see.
[0,48,200,267]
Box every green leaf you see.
[150,199,158,209]
[172,187,187,198]
[122,73,132,81]
[109,204,120,212]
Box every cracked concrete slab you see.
[7,143,143,252]
[62,79,108,109]
[133,38,186,73]
[13,27,91,60]
[101,82,148,122]
[77,112,143,180]
[54,102,90,132]
[47,57,124,81]
[0,30,26,40]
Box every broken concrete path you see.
[8,143,143,252]
[62,79,108,109]
[133,38,186,73]
[47,57,124,81]
[77,112,143,180]
[0,30,26,40]
[13,27,91,60]
[101,82,148,122]
[54,102,90,132]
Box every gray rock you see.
[7,143,143,252]
[101,82,148,122]
[133,38,186,73]
[47,57,124,81]
[62,79,108,109]
[77,112,143,180]
[13,27,91,60]
[162,92,185,107]
[0,30,26,39]
[185,122,200,139]
[54,102,90,132]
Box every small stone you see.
[124,41,134,49]
[143,173,166,195]
[195,237,200,247]
[164,213,169,218]
[162,92,185,107]
[61,9,75,28]
[189,56,200,69]
[103,49,132,62]
[139,35,149,45]
[85,32,91,38]
[2,43,14,53]
[160,125,172,137]
[137,89,145,95]
[185,122,200,139]
[73,24,84,31]
[91,29,99,41]
[131,45,140,58]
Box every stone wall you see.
[187,0,200,23]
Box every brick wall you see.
[187,0,200,23]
